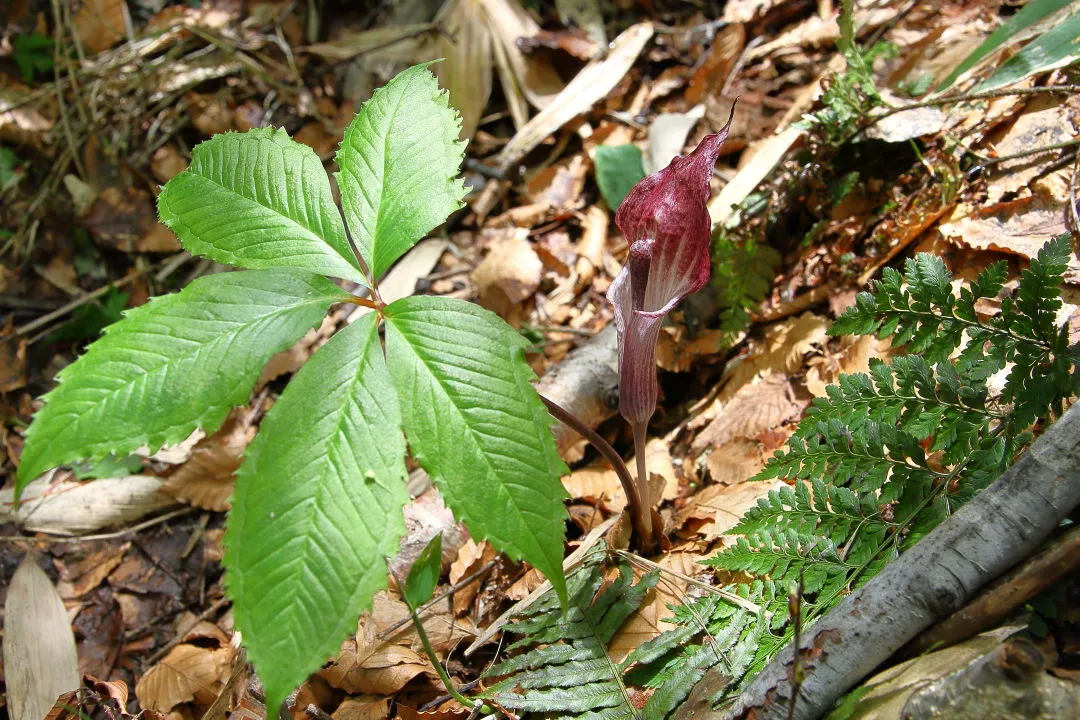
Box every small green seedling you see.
[400,534,485,712]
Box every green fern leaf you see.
[1001,235,1079,427]
[626,582,784,713]
[673,237,1078,713]
[705,530,850,594]
[483,544,656,717]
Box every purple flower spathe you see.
[607,112,734,424]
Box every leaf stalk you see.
[539,395,656,552]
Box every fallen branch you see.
[721,402,1080,720]
[899,522,1080,659]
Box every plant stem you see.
[632,419,653,545]
[398,587,477,710]
[347,295,381,310]
[409,606,473,708]
[539,395,655,552]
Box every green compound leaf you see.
[224,312,409,712]
[17,270,349,496]
[383,296,569,603]
[158,127,366,284]
[336,62,467,279]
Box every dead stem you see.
[868,84,1080,128]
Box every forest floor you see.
[1,0,1079,719]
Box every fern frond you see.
[831,254,964,363]
[670,237,1077,716]
[833,237,1078,410]
[731,477,886,548]
[712,234,783,335]
[623,582,785,716]
[484,543,657,717]
[799,356,993,463]
[704,530,851,595]
[756,418,937,501]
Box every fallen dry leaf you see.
[686,23,745,105]
[435,0,493,139]
[805,334,891,398]
[865,103,948,144]
[321,613,434,696]
[568,504,610,534]
[472,229,543,317]
[984,95,1074,203]
[135,644,233,711]
[710,311,830,404]
[82,187,181,253]
[1,475,177,535]
[85,675,130,707]
[55,541,131,599]
[333,696,391,720]
[449,539,496,616]
[150,146,188,184]
[576,204,608,276]
[3,555,81,720]
[526,155,587,209]
[301,24,433,61]
[520,25,601,59]
[706,438,768,487]
[390,487,469,590]
[480,0,564,111]
[940,188,1080,278]
[506,566,546,601]
[691,373,811,454]
[656,327,728,372]
[0,334,27,392]
[760,313,830,375]
[646,105,706,175]
[371,590,476,655]
[0,81,54,147]
[186,92,235,136]
[177,617,231,646]
[72,0,126,54]
[161,409,258,511]
[398,703,471,720]
[677,479,786,538]
[294,121,341,160]
[563,465,627,513]
[115,592,158,631]
[494,22,654,172]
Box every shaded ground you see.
[1,0,1079,718]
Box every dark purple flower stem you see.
[540,394,656,552]
[632,419,652,543]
